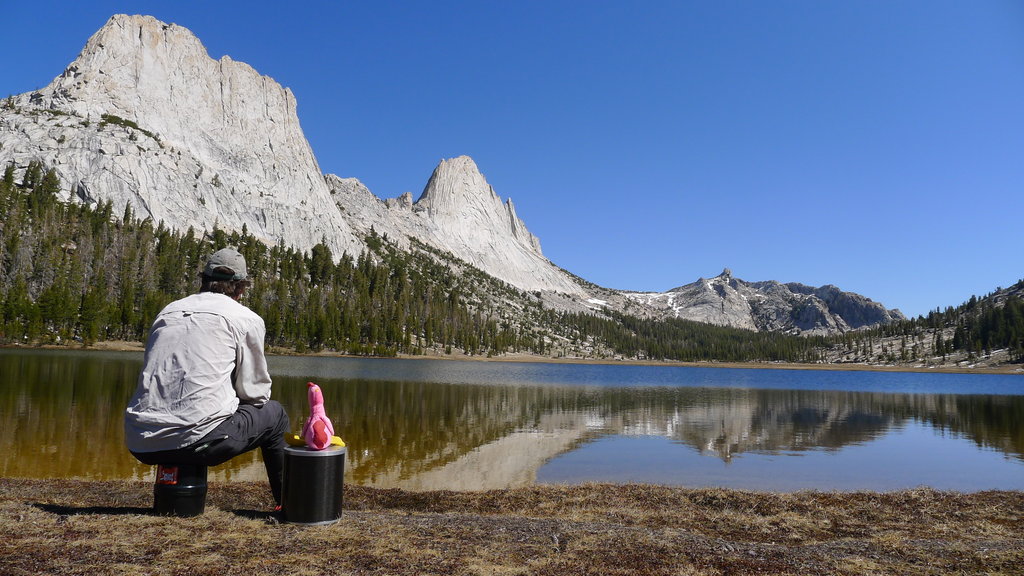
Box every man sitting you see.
[125,246,289,506]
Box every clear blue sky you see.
[3,1,1022,318]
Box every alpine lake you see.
[2,348,1022,492]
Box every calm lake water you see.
[1,348,1022,492]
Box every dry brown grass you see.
[1,478,1022,575]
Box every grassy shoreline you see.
[8,340,1022,375]
[1,478,1021,575]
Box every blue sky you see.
[3,1,1022,318]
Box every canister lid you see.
[284,445,347,457]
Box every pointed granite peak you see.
[38,13,298,150]
[85,14,207,60]
[5,13,363,260]
[327,155,580,295]
[416,155,494,213]
[413,155,543,255]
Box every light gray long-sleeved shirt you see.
[124,292,272,452]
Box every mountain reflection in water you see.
[1,350,1021,490]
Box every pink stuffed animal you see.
[301,381,335,450]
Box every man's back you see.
[125,292,271,452]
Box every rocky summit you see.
[326,156,585,295]
[624,269,905,334]
[0,14,904,334]
[2,14,365,259]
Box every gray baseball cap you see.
[203,247,248,280]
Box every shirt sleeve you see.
[233,316,272,405]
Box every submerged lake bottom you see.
[1,349,1022,492]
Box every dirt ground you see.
[1,478,1021,575]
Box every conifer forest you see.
[1,161,1021,365]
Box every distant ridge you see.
[623,269,905,334]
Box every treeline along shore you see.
[1,478,1021,575]
[11,338,1023,376]
[2,161,1023,369]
